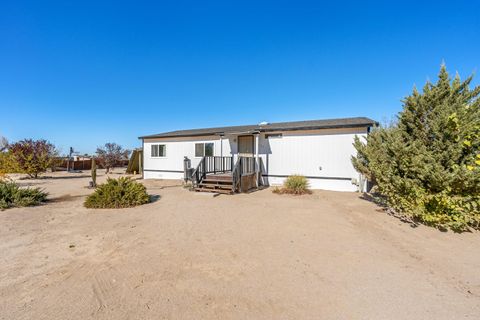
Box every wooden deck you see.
[192,156,258,194]
[194,173,234,194]
[205,173,233,181]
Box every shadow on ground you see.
[49,194,86,203]
[19,174,91,180]
[149,195,161,203]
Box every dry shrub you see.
[273,175,311,195]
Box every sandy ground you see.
[0,170,479,320]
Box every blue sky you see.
[1,1,479,155]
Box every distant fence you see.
[55,159,129,171]
[56,160,93,171]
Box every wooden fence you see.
[55,159,129,171]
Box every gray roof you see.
[139,117,377,139]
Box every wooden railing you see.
[192,156,233,186]
[232,158,242,192]
[241,156,256,174]
[192,155,258,192]
[232,156,257,192]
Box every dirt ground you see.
[0,170,479,320]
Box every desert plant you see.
[0,179,48,209]
[96,143,130,174]
[352,64,480,232]
[84,177,149,209]
[273,175,311,195]
[91,158,97,187]
[8,139,58,178]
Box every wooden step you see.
[203,177,233,183]
[198,184,232,190]
[194,173,235,194]
[199,181,233,187]
[194,187,232,194]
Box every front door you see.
[238,135,254,157]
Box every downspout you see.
[254,133,259,187]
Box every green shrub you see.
[273,175,311,195]
[84,177,150,209]
[352,65,480,232]
[0,179,48,209]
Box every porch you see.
[190,156,259,194]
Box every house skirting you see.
[143,169,357,192]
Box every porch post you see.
[220,134,223,157]
[254,133,259,187]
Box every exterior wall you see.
[143,135,232,180]
[258,127,368,192]
[142,126,368,192]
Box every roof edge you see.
[138,120,377,140]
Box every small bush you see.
[273,175,311,195]
[84,177,150,209]
[0,179,48,209]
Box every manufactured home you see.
[139,117,377,193]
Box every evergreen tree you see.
[353,65,480,231]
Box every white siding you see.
[258,128,367,192]
[143,135,232,180]
[142,127,368,192]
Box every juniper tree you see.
[352,65,480,231]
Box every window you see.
[265,133,282,139]
[151,144,166,157]
[195,142,214,157]
[195,143,203,157]
[205,143,214,156]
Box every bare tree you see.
[96,142,130,173]
[0,136,8,152]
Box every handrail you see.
[192,155,257,192]
[232,157,242,192]
[191,157,204,186]
[192,156,234,187]
[231,156,257,192]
